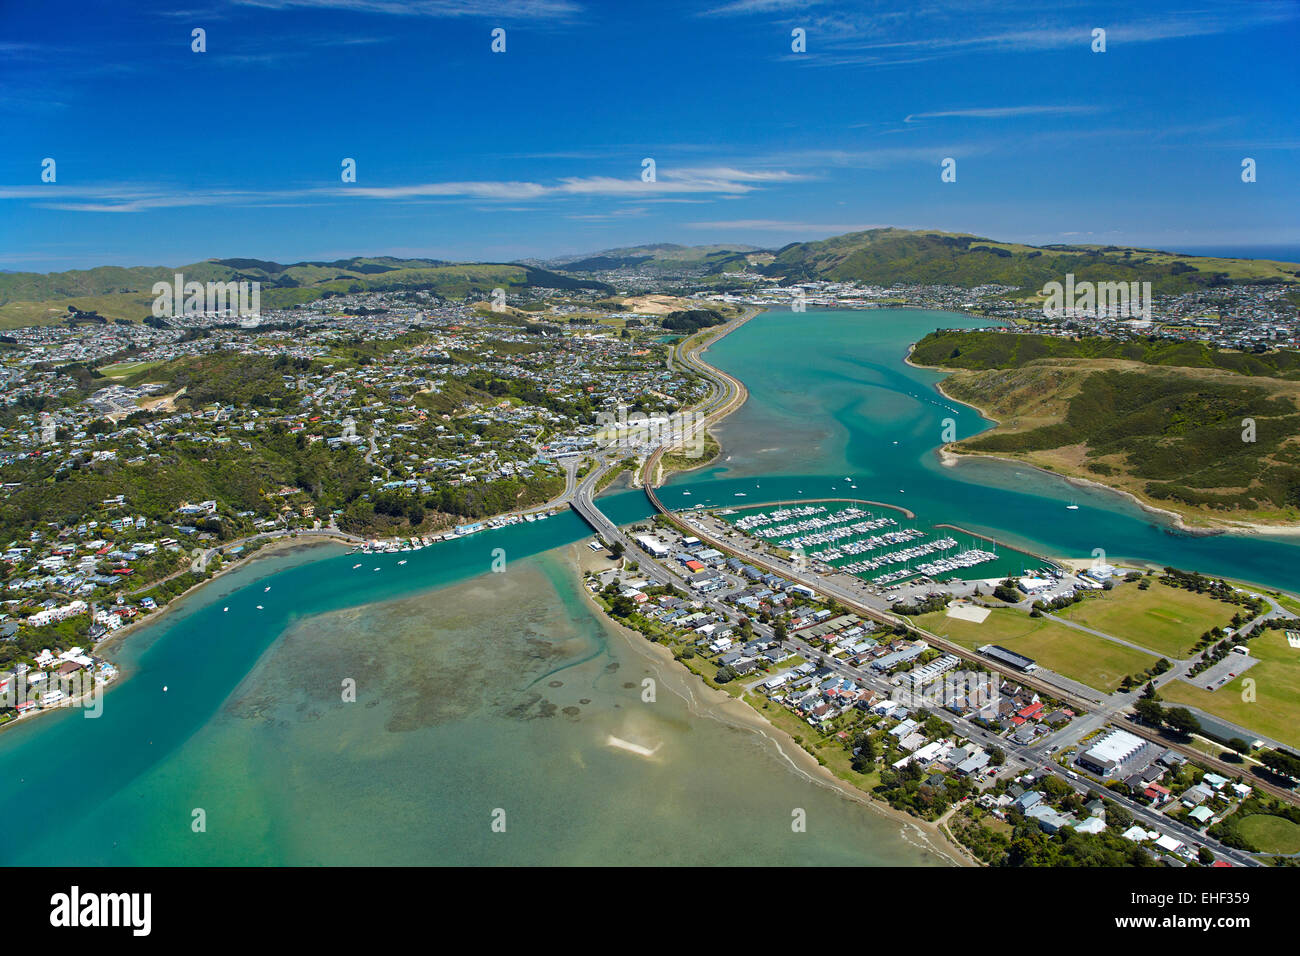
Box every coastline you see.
[1,533,345,737]
[568,542,978,867]
[907,349,1300,539]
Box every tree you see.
[1134,698,1165,726]
[1260,749,1300,780]
[609,541,625,557]
[1164,707,1201,736]
[1198,847,1215,865]
[989,746,1006,766]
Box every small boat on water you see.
[398,559,407,565]
[1066,504,1079,510]
[734,492,746,497]
[353,563,362,569]
[525,513,536,522]
[682,491,691,496]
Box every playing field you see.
[100,359,163,379]
[915,606,1156,693]
[1236,814,1300,855]
[1056,581,1237,659]
[1160,627,1300,750]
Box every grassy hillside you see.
[912,329,1300,379]
[760,228,1300,293]
[0,258,611,329]
[546,243,760,274]
[914,333,1300,526]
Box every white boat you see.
[682,491,691,496]
[353,563,362,569]
[734,492,746,497]
[1066,504,1079,510]
[525,514,536,522]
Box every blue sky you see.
[2,0,1298,271]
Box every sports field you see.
[915,606,1156,693]
[1057,580,1236,659]
[1160,627,1300,750]
[1236,814,1300,854]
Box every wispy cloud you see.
[707,1,1299,68]
[233,0,582,18]
[903,105,1100,123]
[0,165,799,213]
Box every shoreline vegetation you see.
[568,542,976,867]
[18,303,1297,861]
[0,532,346,736]
[904,335,1300,538]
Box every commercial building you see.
[1077,728,1147,775]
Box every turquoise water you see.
[3,306,1295,865]
[663,308,1300,593]
[0,494,945,866]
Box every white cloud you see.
[0,165,799,213]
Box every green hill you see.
[543,243,760,274]
[756,228,1300,293]
[910,330,1300,527]
[0,258,611,329]
[911,329,1300,379]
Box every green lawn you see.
[1237,814,1300,855]
[1056,581,1237,659]
[100,359,162,379]
[1160,627,1300,749]
[915,606,1156,693]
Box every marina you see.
[717,499,1028,588]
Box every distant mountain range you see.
[4,229,1298,329]
[540,228,1300,299]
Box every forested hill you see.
[912,331,1300,526]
